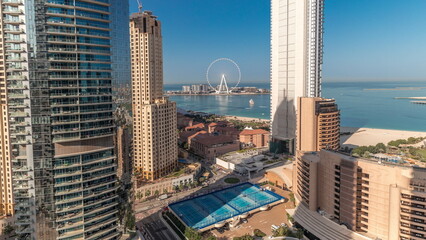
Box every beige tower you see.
[0,3,14,217]
[130,11,178,181]
[297,97,340,152]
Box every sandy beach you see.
[219,115,426,148]
[222,115,269,123]
[341,127,426,148]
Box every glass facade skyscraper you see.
[270,0,324,154]
[110,0,130,89]
[0,0,120,239]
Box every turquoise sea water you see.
[165,81,426,132]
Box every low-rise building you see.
[190,134,240,161]
[239,128,270,148]
[215,148,281,174]
[134,163,202,201]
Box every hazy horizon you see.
[130,1,426,84]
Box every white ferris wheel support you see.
[217,74,230,94]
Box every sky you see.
[129,0,426,84]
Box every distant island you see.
[364,87,426,91]
[165,84,270,96]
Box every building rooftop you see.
[240,129,269,135]
[192,134,235,147]
[302,150,426,169]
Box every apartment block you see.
[294,150,426,240]
[130,11,178,181]
[297,97,340,152]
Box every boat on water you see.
[249,99,254,105]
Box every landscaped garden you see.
[224,177,240,184]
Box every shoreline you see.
[165,92,270,96]
[219,115,426,147]
[221,115,269,123]
[341,127,426,148]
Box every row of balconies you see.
[2,0,24,6]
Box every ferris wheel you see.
[206,58,241,94]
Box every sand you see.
[220,115,426,148]
[222,115,269,123]
[341,127,426,148]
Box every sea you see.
[164,81,426,132]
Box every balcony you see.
[6,75,26,80]
[57,219,84,231]
[3,8,23,15]
[3,18,24,24]
[12,166,31,172]
[6,57,26,62]
[56,203,84,214]
[84,215,117,231]
[87,229,119,240]
[55,187,83,196]
[54,170,82,178]
[55,178,82,188]
[84,201,117,215]
[2,0,24,6]
[6,65,27,71]
[58,229,84,240]
[4,27,24,34]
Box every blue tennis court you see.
[169,182,284,229]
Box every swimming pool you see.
[169,182,284,230]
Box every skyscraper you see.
[130,11,178,181]
[270,0,324,154]
[0,0,120,239]
[110,0,131,89]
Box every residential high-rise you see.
[297,97,340,152]
[131,11,178,181]
[0,1,120,239]
[270,0,324,154]
[293,150,426,240]
[110,0,131,89]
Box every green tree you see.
[388,139,407,147]
[289,192,295,206]
[375,143,386,152]
[178,183,184,191]
[136,191,142,200]
[124,211,135,232]
[2,224,14,235]
[362,151,371,158]
[233,234,254,240]
[154,190,160,196]
[286,213,294,223]
[295,228,304,239]
[145,190,151,197]
[184,227,202,240]
[163,188,168,194]
[273,226,290,237]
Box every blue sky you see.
[129,0,426,83]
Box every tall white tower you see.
[270,0,324,153]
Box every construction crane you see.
[136,0,143,12]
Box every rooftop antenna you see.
[136,0,142,12]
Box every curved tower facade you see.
[0,0,120,239]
